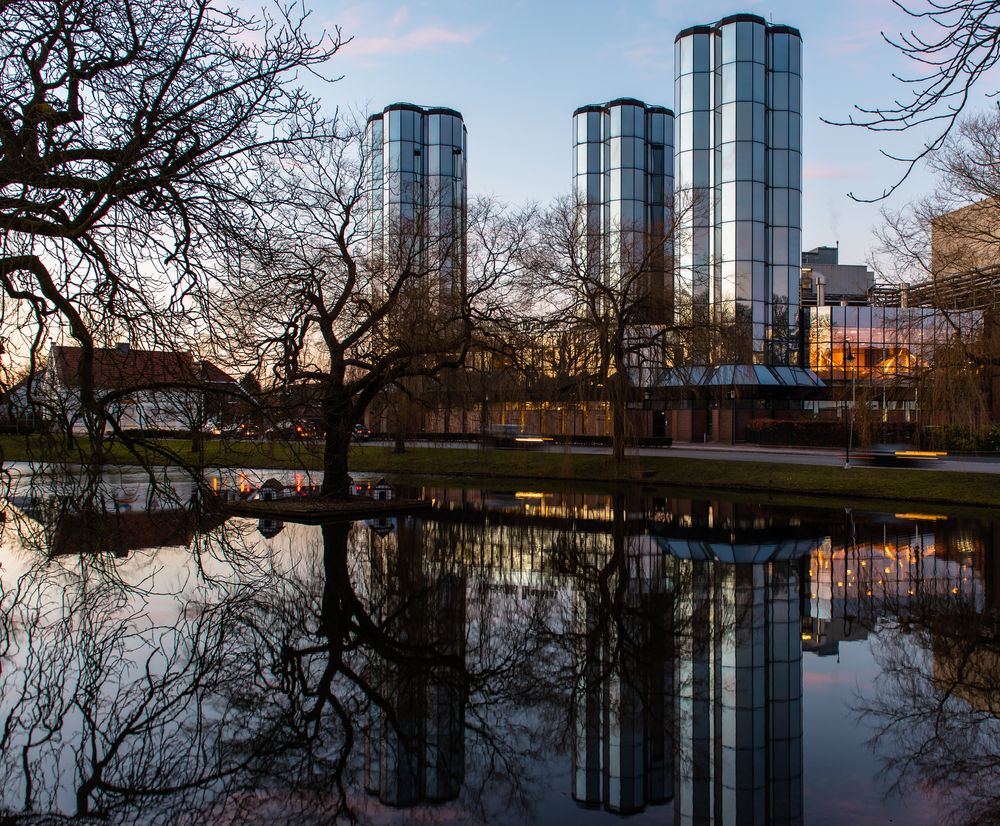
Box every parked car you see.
[266,420,319,440]
[352,423,372,442]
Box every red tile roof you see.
[52,346,236,390]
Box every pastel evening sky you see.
[312,0,999,275]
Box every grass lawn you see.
[347,446,1000,509]
[1,435,998,509]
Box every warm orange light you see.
[895,451,947,458]
[894,512,947,520]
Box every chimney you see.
[816,274,826,307]
[116,342,130,354]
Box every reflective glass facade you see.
[573,98,674,321]
[674,558,803,826]
[367,103,468,298]
[675,15,802,366]
[807,305,983,384]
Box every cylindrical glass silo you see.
[367,103,468,300]
[674,15,802,367]
[572,98,675,323]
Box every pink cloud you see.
[388,5,409,28]
[804,162,861,181]
[345,24,483,58]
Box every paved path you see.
[367,439,1000,475]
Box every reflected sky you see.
[0,471,996,824]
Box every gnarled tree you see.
[0,0,343,464]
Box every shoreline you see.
[2,436,999,512]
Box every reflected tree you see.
[856,592,1000,825]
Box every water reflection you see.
[0,473,996,824]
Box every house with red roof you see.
[43,343,240,433]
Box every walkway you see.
[367,439,1000,475]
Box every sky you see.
[306,0,991,271]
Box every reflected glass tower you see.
[364,518,467,806]
[572,99,675,323]
[366,103,467,301]
[674,15,802,366]
[674,555,804,826]
[572,539,674,814]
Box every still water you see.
[0,467,997,825]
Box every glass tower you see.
[572,98,675,323]
[367,103,468,300]
[674,15,802,366]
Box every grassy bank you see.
[2,435,998,509]
[348,446,1000,509]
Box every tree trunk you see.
[320,387,354,499]
[393,394,407,454]
[611,401,626,465]
[610,371,627,465]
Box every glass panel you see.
[610,106,623,137]
[589,111,602,142]
[737,21,752,59]
[588,142,601,173]
[737,61,752,100]
[680,35,693,73]
[789,36,801,74]
[753,21,766,63]
[722,25,737,63]
[772,33,789,71]
[723,62,736,102]
[694,71,711,109]
[772,73,788,110]
[693,111,710,150]
[737,101,753,141]
[752,103,765,143]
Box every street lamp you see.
[844,340,856,468]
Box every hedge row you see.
[745,418,1000,452]
[744,419,918,448]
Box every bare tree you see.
[0,0,344,463]
[828,0,1000,199]
[874,112,1000,437]
[222,127,535,497]
[533,192,683,464]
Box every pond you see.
[0,467,996,824]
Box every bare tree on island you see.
[0,0,343,466]
[223,127,535,498]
